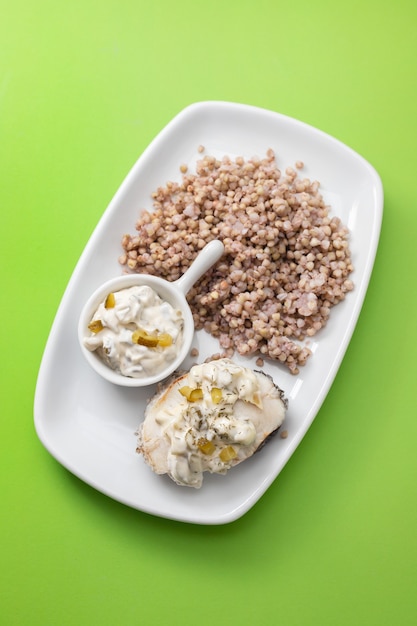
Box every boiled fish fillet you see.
[136,358,288,488]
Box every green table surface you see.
[1,1,416,624]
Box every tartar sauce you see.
[84,285,184,378]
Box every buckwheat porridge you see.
[118,148,353,374]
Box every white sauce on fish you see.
[83,285,184,378]
[152,360,268,487]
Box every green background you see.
[1,1,416,624]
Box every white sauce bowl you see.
[78,240,224,387]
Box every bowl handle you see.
[173,240,225,295]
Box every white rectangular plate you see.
[34,101,383,524]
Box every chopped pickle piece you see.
[131,329,159,348]
[88,319,104,333]
[131,328,173,348]
[219,446,237,462]
[179,386,193,400]
[104,292,116,308]
[211,387,222,404]
[197,438,216,455]
[178,386,203,402]
[189,388,203,402]
[157,333,173,347]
